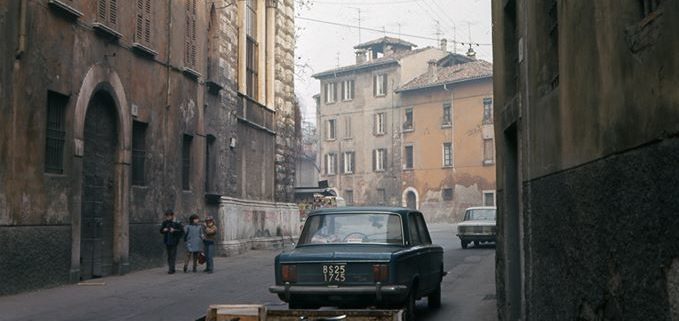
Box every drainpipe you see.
[164,0,173,203]
[16,0,27,59]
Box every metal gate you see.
[80,92,117,280]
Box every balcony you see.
[237,93,275,134]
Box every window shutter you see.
[97,0,107,21]
[333,83,338,102]
[382,74,388,95]
[383,149,388,170]
[373,76,377,96]
[109,0,117,26]
[351,152,356,172]
[351,80,355,99]
[373,114,377,135]
[324,154,328,175]
[372,150,376,171]
[334,155,339,174]
[340,153,345,174]
[340,81,345,100]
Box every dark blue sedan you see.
[269,207,445,321]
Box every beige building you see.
[313,37,447,207]
[493,1,679,320]
[396,54,495,222]
[0,0,298,295]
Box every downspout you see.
[16,0,27,58]
[164,0,173,199]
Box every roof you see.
[312,47,431,79]
[308,206,417,216]
[396,60,493,92]
[353,36,417,50]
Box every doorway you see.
[406,191,417,209]
[80,91,118,280]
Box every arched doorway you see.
[406,191,417,209]
[80,91,118,279]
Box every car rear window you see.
[298,213,403,245]
[464,209,497,221]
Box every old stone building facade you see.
[0,0,299,295]
[493,1,679,320]
[314,37,495,222]
[396,54,495,222]
[314,37,447,208]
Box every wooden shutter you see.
[382,149,388,170]
[340,153,345,174]
[333,83,338,102]
[373,75,377,96]
[144,0,152,44]
[372,150,376,171]
[351,152,356,173]
[351,80,355,99]
[97,0,107,21]
[109,0,117,27]
[382,74,388,95]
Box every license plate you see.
[322,264,346,283]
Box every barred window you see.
[443,143,453,167]
[442,103,452,125]
[132,121,147,186]
[45,91,68,174]
[404,145,414,169]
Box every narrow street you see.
[0,224,496,321]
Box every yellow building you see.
[396,54,495,222]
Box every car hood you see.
[458,220,496,227]
[278,244,404,263]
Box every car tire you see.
[428,284,442,309]
[404,289,417,321]
[461,240,468,249]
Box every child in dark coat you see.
[159,209,184,274]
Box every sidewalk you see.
[0,249,287,321]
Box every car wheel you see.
[403,290,417,321]
[428,284,441,309]
[461,240,468,249]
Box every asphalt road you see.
[0,224,497,321]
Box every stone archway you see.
[402,187,419,210]
[69,64,131,282]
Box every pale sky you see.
[293,0,493,122]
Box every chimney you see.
[440,38,448,52]
[466,45,477,60]
[428,59,438,81]
[355,49,366,64]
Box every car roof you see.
[308,206,416,216]
[465,206,497,210]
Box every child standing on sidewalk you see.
[183,214,202,273]
[202,216,218,273]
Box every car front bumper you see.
[269,283,409,304]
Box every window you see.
[97,0,118,28]
[373,148,387,172]
[414,213,432,244]
[403,108,413,130]
[484,139,495,164]
[404,145,414,169]
[245,0,258,98]
[182,134,193,190]
[184,0,197,68]
[325,119,336,140]
[325,153,337,175]
[134,0,152,46]
[374,112,386,135]
[132,121,147,186]
[341,80,354,101]
[344,116,352,139]
[342,152,355,174]
[443,142,453,167]
[442,188,454,201]
[325,82,336,104]
[373,73,387,96]
[377,188,386,205]
[44,91,68,174]
[408,213,421,245]
[641,0,661,18]
[483,190,496,206]
[483,98,493,124]
[442,103,452,126]
[345,190,354,205]
[205,135,216,192]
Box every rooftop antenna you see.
[452,24,457,53]
[434,20,442,44]
[348,7,362,43]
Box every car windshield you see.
[298,213,403,245]
[465,209,496,221]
